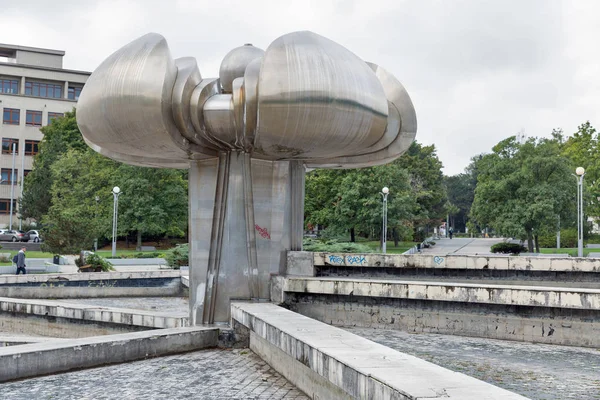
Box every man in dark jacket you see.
[16,247,26,275]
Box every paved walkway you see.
[1,348,308,400]
[347,327,600,400]
[423,237,505,255]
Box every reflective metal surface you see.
[77,31,417,324]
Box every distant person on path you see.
[15,247,26,275]
[449,227,454,240]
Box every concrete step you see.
[283,277,600,310]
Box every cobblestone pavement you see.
[347,327,600,400]
[72,297,189,314]
[1,348,308,400]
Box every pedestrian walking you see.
[15,246,26,275]
[449,227,454,240]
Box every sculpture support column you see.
[189,157,306,325]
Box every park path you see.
[422,237,505,255]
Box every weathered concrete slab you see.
[232,302,527,399]
[0,326,218,382]
[0,297,188,329]
[283,277,600,310]
[286,251,315,276]
[0,271,184,298]
[302,251,600,273]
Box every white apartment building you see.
[0,43,90,228]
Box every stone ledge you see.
[283,277,600,310]
[231,302,527,400]
[0,326,218,382]
[301,252,600,273]
[0,297,188,328]
[0,270,182,285]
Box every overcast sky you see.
[1,0,598,175]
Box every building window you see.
[0,199,17,214]
[0,169,18,185]
[25,140,40,156]
[25,110,42,127]
[23,170,31,177]
[25,81,62,99]
[1,138,18,155]
[48,112,63,124]
[0,78,18,95]
[68,86,82,100]
[2,108,19,125]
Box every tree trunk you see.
[393,228,399,247]
[534,234,540,253]
[137,230,143,250]
[526,230,534,252]
[350,227,356,243]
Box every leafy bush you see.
[165,244,188,269]
[85,253,114,272]
[490,242,527,254]
[0,255,10,263]
[538,228,577,248]
[302,238,373,253]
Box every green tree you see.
[562,122,599,218]
[23,112,189,253]
[116,165,188,248]
[394,142,446,240]
[21,110,87,221]
[41,149,117,254]
[471,136,573,252]
[305,164,415,243]
[444,172,476,232]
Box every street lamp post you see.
[111,187,122,257]
[380,187,389,254]
[575,167,585,257]
[94,196,100,251]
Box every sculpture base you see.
[189,153,304,324]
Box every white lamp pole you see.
[575,167,585,257]
[381,187,389,254]
[111,186,122,257]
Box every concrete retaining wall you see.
[232,302,527,399]
[289,294,600,348]
[0,297,188,329]
[284,277,600,310]
[0,271,184,298]
[281,277,600,348]
[287,251,600,274]
[0,327,218,382]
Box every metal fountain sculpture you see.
[77,31,417,325]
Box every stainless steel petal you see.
[307,62,417,168]
[219,44,265,93]
[77,33,191,166]
[254,31,389,159]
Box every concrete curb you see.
[0,297,188,329]
[232,302,527,399]
[0,326,218,382]
[284,277,600,310]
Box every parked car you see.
[27,230,42,242]
[0,230,27,242]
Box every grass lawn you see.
[539,248,595,257]
[363,240,416,254]
[0,249,166,266]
